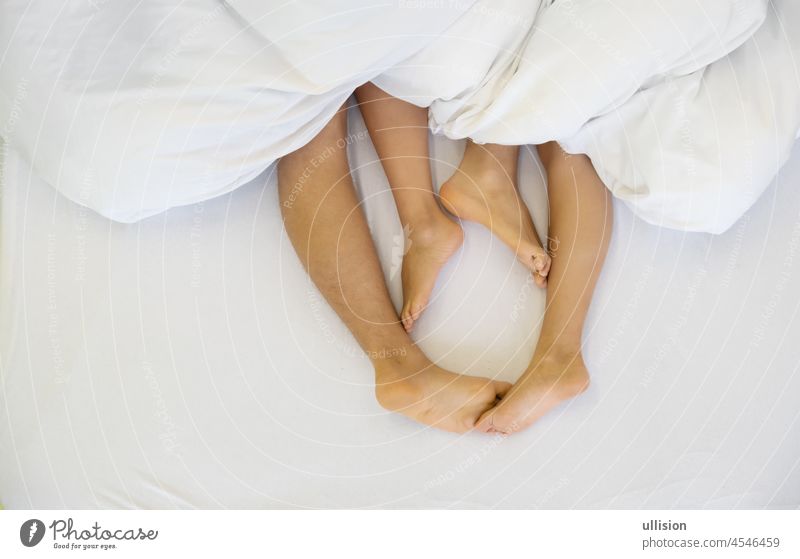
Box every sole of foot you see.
[440,169,550,286]
[375,358,511,434]
[475,350,589,435]
[399,214,463,332]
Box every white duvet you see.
[0,0,798,232]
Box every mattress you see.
[1,109,799,509]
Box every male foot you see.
[399,213,463,332]
[440,155,550,286]
[475,348,589,434]
[375,352,511,434]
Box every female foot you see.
[474,348,589,434]
[439,149,550,286]
[399,212,463,332]
[375,351,511,434]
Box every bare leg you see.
[477,142,612,434]
[440,140,551,286]
[355,82,463,332]
[278,107,510,433]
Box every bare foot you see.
[399,213,463,332]
[475,348,589,434]
[439,158,550,287]
[375,352,511,434]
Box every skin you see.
[354,84,609,435]
[476,142,613,434]
[279,94,612,435]
[355,82,464,332]
[355,83,549,332]
[439,140,551,286]
[278,106,510,434]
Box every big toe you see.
[528,250,550,287]
[476,408,499,433]
[517,244,548,273]
[409,301,425,322]
[401,300,425,332]
[534,251,551,276]
[477,406,518,435]
[400,304,414,332]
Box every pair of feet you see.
[398,154,551,332]
[375,345,589,435]
[379,150,586,435]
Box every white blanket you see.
[0,0,473,222]
[0,0,797,230]
[563,0,800,233]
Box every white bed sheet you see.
[1,109,799,509]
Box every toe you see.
[401,300,427,332]
[409,301,425,323]
[400,305,413,332]
[531,252,550,288]
[518,246,548,277]
[497,411,524,434]
[478,406,519,435]
[536,253,551,277]
[475,408,497,433]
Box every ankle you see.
[539,347,584,371]
[373,350,432,411]
[397,198,443,226]
[404,211,457,241]
[375,378,420,412]
[535,334,583,359]
[372,345,430,383]
[463,144,517,181]
[530,345,589,396]
[456,161,516,197]
[558,363,590,396]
